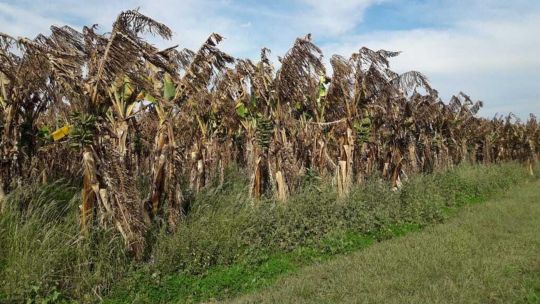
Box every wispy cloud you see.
[0,0,379,56]
[0,2,65,37]
[295,0,381,36]
[322,7,540,118]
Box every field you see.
[232,179,540,304]
[0,9,539,303]
[0,163,538,303]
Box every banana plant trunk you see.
[80,139,147,259]
[146,119,184,228]
[0,181,5,211]
[1,103,20,196]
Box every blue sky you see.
[1,0,539,119]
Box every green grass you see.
[104,232,377,303]
[231,180,540,304]
[0,181,131,303]
[0,163,536,303]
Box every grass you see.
[103,163,536,303]
[0,163,536,303]
[103,232,377,303]
[231,179,540,304]
[0,181,131,303]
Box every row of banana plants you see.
[0,10,538,256]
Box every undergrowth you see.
[0,163,536,303]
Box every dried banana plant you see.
[0,33,53,202]
[144,71,184,228]
[1,9,538,255]
[33,9,178,257]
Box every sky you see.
[1,0,539,119]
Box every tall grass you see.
[0,163,535,302]
[0,182,130,302]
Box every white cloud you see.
[324,12,540,73]
[1,0,378,58]
[320,11,540,118]
[296,0,380,36]
[1,0,538,118]
[0,2,64,37]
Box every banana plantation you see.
[0,10,538,258]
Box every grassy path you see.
[229,181,540,304]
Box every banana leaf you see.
[51,125,72,141]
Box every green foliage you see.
[105,231,377,303]
[37,125,52,141]
[68,111,96,148]
[2,180,78,220]
[353,117,372,144]
[239,179,540,303]
[316,75,330,121]
[109,163,533,302]
[0,163,534,303]
[0,182,131,303]
[255,117,273,150]
[25,284,62,304]
[235,102,248,118]
[163,75,176,101]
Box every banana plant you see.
[144,71,184,227]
